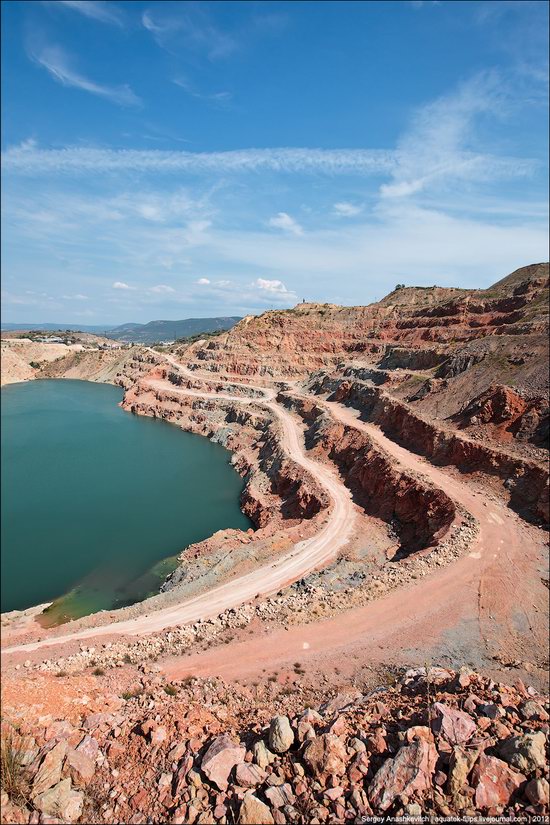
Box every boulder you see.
[431,702,477,745]
[32,741,68,797]
[519,700,549,722]
[65,747,95,786]
[265,783,295,808]
[239,792,274,824]
[447,745,480,808]
[471,753,525,809]
[498,732,547,774]
[253,740,276,769]
[368,739,438,812]
[303,733,347,781]
[33,778,84,823]
[268,716,294,753]
[201,734,245,791]
[525,777,550,806]
[235,762,267,788]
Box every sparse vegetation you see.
[163,684,178,696]
[0,726,30,805]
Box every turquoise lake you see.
[1,379,251,622]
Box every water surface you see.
[1,379,251,622]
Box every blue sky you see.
[1,0,548,324]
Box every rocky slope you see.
[1,667,548,824]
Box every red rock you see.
[201,734,246,791]
[265,783,295,808]
[431,702,477,744]
[525,777,549,806]
[324,786,343,801]
[239,792,274,824]
[348,752,370,783]
[365,729,387,754]
[368,739,438,812]
[405,725,434,744]
[471,753,526,809]
[235,762,267,788]
[303,734,348,781]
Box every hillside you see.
[106,317,242,344]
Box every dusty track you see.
[162,401,547,683]
[4,352,546,674]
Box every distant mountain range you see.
[1,317,242,344]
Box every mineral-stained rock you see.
[268,716,294,753]
[525,777,550,806]
[239,792,275,824]
[265,783,295,808]
[431,702,477,745]
[65,747,95,786]
[33,778,83,823]
[201,734,245,791]
[235,762,267,787]
[253,740,276,768]
[471,753,526,809]
[303,733,347,780]
[368,739,438,812]
[497,732,547,774]
[31,741,68,797]
[519,700,549,721]
[447,745,480,808]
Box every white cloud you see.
[112,281,132,290]
[56,1,124,27]
[29,44,141,108]
[196,278,210,285]
[333,201,363,217]
[142,7,237,60]
[268,212,304,236]
[2,145,394,176]
[253,278,290,294]
[149,284,175,294]
[62,293,89,300]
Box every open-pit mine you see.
[1,263,549,823]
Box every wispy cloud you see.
[142,7,237,59]
[379,71,537,199]
[268,212,304,236]
[172,77,232,107]
[55,1,124,27]
[2,144,395,176]
[28,44,141,107]
[112,281,133,290]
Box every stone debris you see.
[1,667,548,823]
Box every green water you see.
[1,379,251,622]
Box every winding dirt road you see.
[3,359,355,655]
[4,351,546,673]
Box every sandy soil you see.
[0,339,86,386]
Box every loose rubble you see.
[2,667,548,823]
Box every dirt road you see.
[162,399,546,683]
[3,368,355,655]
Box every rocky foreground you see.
[1,667,548,823]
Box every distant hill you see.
[1,323,114,333]
[1,317,242,343]
[105,317,242,344]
